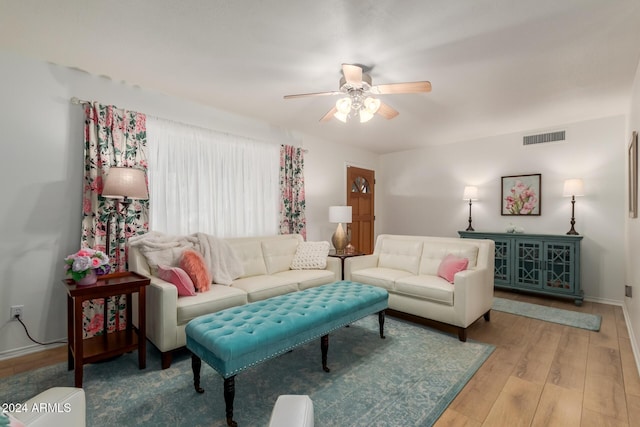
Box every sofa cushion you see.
[231,275,298,302]
[395,275,454,305]
[437,254,469,283]
[350,267,414,291]
[274,269,336,290]
[179,250,211,292]
[228,240,268,278]
[419,243,478,275]
[176,285,248,325]
[290,241,330,270]
[378,239,423,274]
[157,265,197,296]
[262,239,299,274]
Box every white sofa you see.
[344,234,495,341]
[129,234,340,368]
[8,387,86,427]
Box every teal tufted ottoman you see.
[186,280,388,427]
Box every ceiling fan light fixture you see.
[333,110,348,122]
[359,109,374,123]
[363,97,381,114]
[335,97,352,114]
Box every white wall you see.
[625,58,640,368]
[0,51,378,357]
[377,116,626,303]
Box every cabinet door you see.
[543,241,575,293]
[514,239,544,289]
[493,238,512,286]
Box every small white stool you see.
[10,387,86,427]
[268,395,314,427]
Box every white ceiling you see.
[2,1,640,154]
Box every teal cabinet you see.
[458,231,583,305]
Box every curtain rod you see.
[70,96,308,152]
[70,97,90,105]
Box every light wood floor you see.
[1,290,639,426]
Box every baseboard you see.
[0,340,66,361]
[620,303,640,377]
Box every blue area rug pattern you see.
[1,316,494,427]
[493,297,601,331]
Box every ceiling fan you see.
[284,64,431,123]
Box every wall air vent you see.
[523,130,566,146]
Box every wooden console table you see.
[63,271,150,387]
[459,231,583,305]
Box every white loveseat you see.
[344,234,495,341]
[129,234,340,368]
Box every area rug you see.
[493,297,601,331]
[1,316,494,427]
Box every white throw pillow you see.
[290,241,330,270]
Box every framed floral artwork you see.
[501,173,541,216]
[630,131,638,218]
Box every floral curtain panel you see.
[279,145,306,239]
[81,102,149,338]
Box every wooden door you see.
[347,166,375,254]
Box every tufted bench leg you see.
[224,376,237,427]
[321,335,330,372]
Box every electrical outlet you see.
[626,285,633,298]
[10,305,23,320]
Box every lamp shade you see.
[462,186,478,201]
[329,206,352,223]
[562,179,584,197]
[102,167,149,200]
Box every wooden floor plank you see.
[513,321,562,385]
[583,345,628,422]
[531,383,582,427]
[481,375,542,427]
[433,408,482,427]
[547,326,589,392]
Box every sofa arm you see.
[452,267,494,327]
[325,257,341,281]
[344,255,379,281]
[131,275,179,353]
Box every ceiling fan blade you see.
[342,64,363,85]
[320,106,337,122]
[284,91,341,99]
[371,81,432,95]
[376,102,399,120]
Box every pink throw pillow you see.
[179,250,212,292]
[157,265,197,296]
[437,254,469,284]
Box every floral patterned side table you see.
[62,271,150,387]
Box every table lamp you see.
[329,206,352,254]
[463,186,478,231]
[562,179,584,235]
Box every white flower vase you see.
[76,269,98,286]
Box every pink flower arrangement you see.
[505,180,538,214]
[64,248,111,281]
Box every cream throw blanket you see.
[129,231,244,285]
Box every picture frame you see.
[629,131,638,219]
[501,173,541,216]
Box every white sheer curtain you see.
[146,117,280,237]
